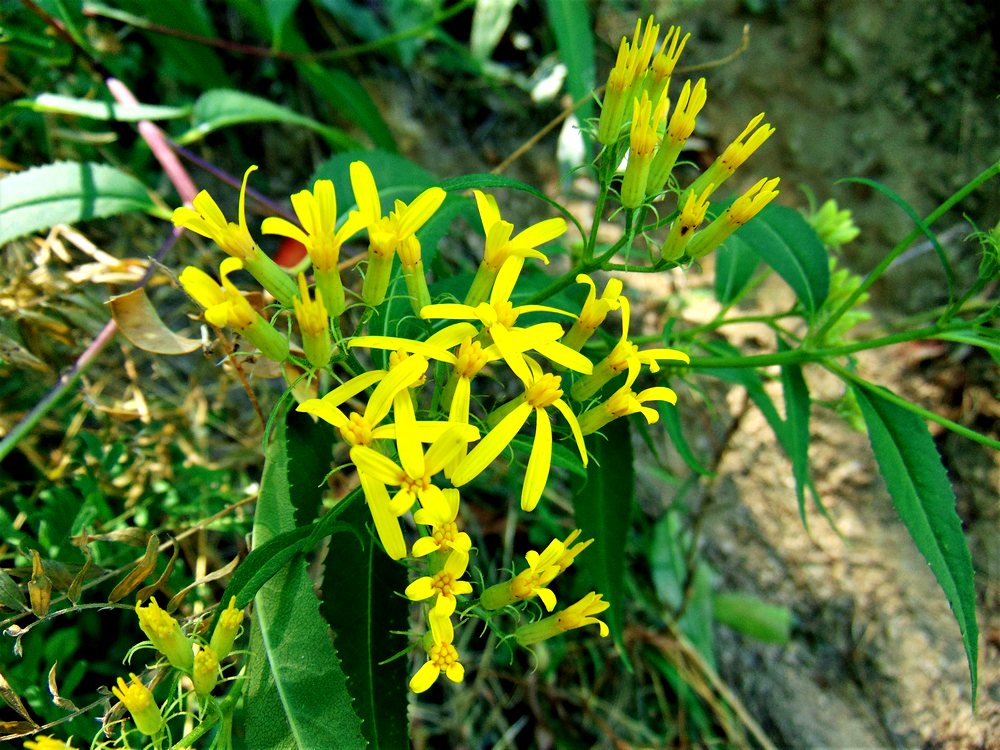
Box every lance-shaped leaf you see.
[852,382,978,701]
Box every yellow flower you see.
[192,646,219,697]
[689,113,775,200]
[422,257,592,384]
[173,167,258,262]
[597,16,661,145]
[514,592,610,646]
[686,177,781,260]
[451,358,587,512]
[577,365,678,435]
[561,275,625,351]
[647,78,708,197]
[647,25,690,98]
[209,596,244,660]
[112,674,163,737]
[349,161,446,306]
[572,297,688,400]
[409,610,464,693]
[553,529,593,572]
[557,592,611,636]
[480,537,572,611]
[660,183,713,261]
[179,258,290,362]
[135,597,193,671]
[621,89,669,209]
[261,179,364,316]
[23,737,75,750]
[412,489,472,557]
[293,274,331,368]
[404,548,474,616]
[172,166,299,307]
[463,190,566,305]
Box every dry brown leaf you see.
[27,551,51,618]
[0,670,35,725]
[108,533,159,603]
[136,540,178,603]
[47,662,78,712]
[81,528,151,547]
[66,547,93,605]
[109,288,201,355]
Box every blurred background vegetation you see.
[1,0,998,747]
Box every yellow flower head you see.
[112,674,164,737]
[474,191,565,271]
[727,177,781,226]
[173,166,258,261]
[135,597,193,671]
[650,26,690,85]
[409,610,464,693]
[193,646,219,697]
[630,89,668,161]
[451,358,587,512]
[422,257,591,383]
[720,113,775,175]
[666,78,708,146]
[261,179,365,272]
[576,275,624,331]
[293,273,328,337]
[179,257,257,330]
[510,537,568,611]
[554,529,593,572]
[349,161,445,260]
[404,548,474,616]
[556,592,610,636]
[209,596,245,660]
[578,366,678,435]
[412,489,472,557]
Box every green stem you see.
[815,158,1000,341]
[826,362,1000,451]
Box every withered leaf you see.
[108,288,201,355]
[136,539,178,603]
[27,551,51,618]
[108,534,159,603]
[167,554,240,612]
[67,547,93,605]
[47,662,78,711]
[0,669,35,724]
[0,569,27,612]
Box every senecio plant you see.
[71,13,993,750]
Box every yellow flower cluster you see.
[596,18,780,258]
[110,596,245,737]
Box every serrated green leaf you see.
[733,204,829,317]
[11,93,190,122]
[0,162,163,245]
[712,592,791,644]
[243,407,367,749]
[176,89,359,150]
[852,382,978,701]
[321,498,408,750]
[543,0,595,123]
[573,418,633,659]
[714,232,760,304]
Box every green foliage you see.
[0,162,165,244]
[244,406,366,748]
[573,419,634,656]
[543,0,596,122]
[853,382,979,700]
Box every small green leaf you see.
[12,93,190,122]
[712,592,792,644]
[573,419,633,658]
[0,162,163,245]
[734,204,830,317]
[714,232,760,304]
[176,89,360,150]
[264,0,302,48]
[321,498,408,750]
[543,0,595,123]
[243,406,367,749]
[852,382,978,701]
